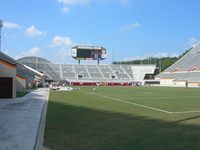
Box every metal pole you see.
[0,27,1,51]
[36,56,38,70]
[0,20,3,51]
[159,60,162,73]
[112,51,114,63]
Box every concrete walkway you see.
[0,88,49,150]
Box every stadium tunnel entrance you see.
[0,77,13,98]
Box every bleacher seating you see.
[17,56,156,82]
[62,64,76,79]
[157,43,200,83]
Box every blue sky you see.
[1,0,200,64]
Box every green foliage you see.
[113,47,192,74]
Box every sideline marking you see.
[124,95,200,100]
[173,110,200,114]
[85,91,173,114]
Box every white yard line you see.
[85,91,173,114]
[123,98,137,100]
[149,96,200,99]
[173,110,200,114]
[83,91,200,115]
[123,96,200,100]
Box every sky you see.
[0,0,200,64]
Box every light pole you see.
[159,60,162,73]
[0,20,3,51]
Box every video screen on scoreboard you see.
[77,49,102,60]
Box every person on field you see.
[185,81,188,88]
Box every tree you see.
[112,47,191,75]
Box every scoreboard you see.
[72,45,106,60]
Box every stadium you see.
[1,43,200,98]
[1,0,200,148]
[1,43,200,150]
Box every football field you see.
[44,86,200,150]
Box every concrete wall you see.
[188,82,200,88]
[160,79,174,85]
[16,75,26,92]
[173,81,186,87]
[159,79,186,87]
[159,78,200,88]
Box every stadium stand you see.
[156,43,200,87]
[17,56,156,84]
[0,51,44,83]
[0,51,44,98]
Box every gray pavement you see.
[0,88,49,150]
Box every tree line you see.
[113,47,192,75]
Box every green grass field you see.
[44,86,200,150]
[16,91,29,97]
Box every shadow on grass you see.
[44,101,200,150]
[173,115,200,123]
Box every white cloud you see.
[154,51,180,58]
[154,52,178,58]
[57,0,91,5]
[118,22,140,32]
[52,35,73,47]
[57,48,71,57]
[187,37,200,47]
[29,47,40,55]
[57,0,130,14]
[25,25,45,37]
[61,7,70,13]
[58,0,129,6]
[23,47,40,56]
[3,21,21,29]
[123,52,179,61]
[123,56,146,61]
[12,47,41,59]
[57,0,91,14]
[131,22,140,28]
[154,52,169,58]
[170,53,179,57]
